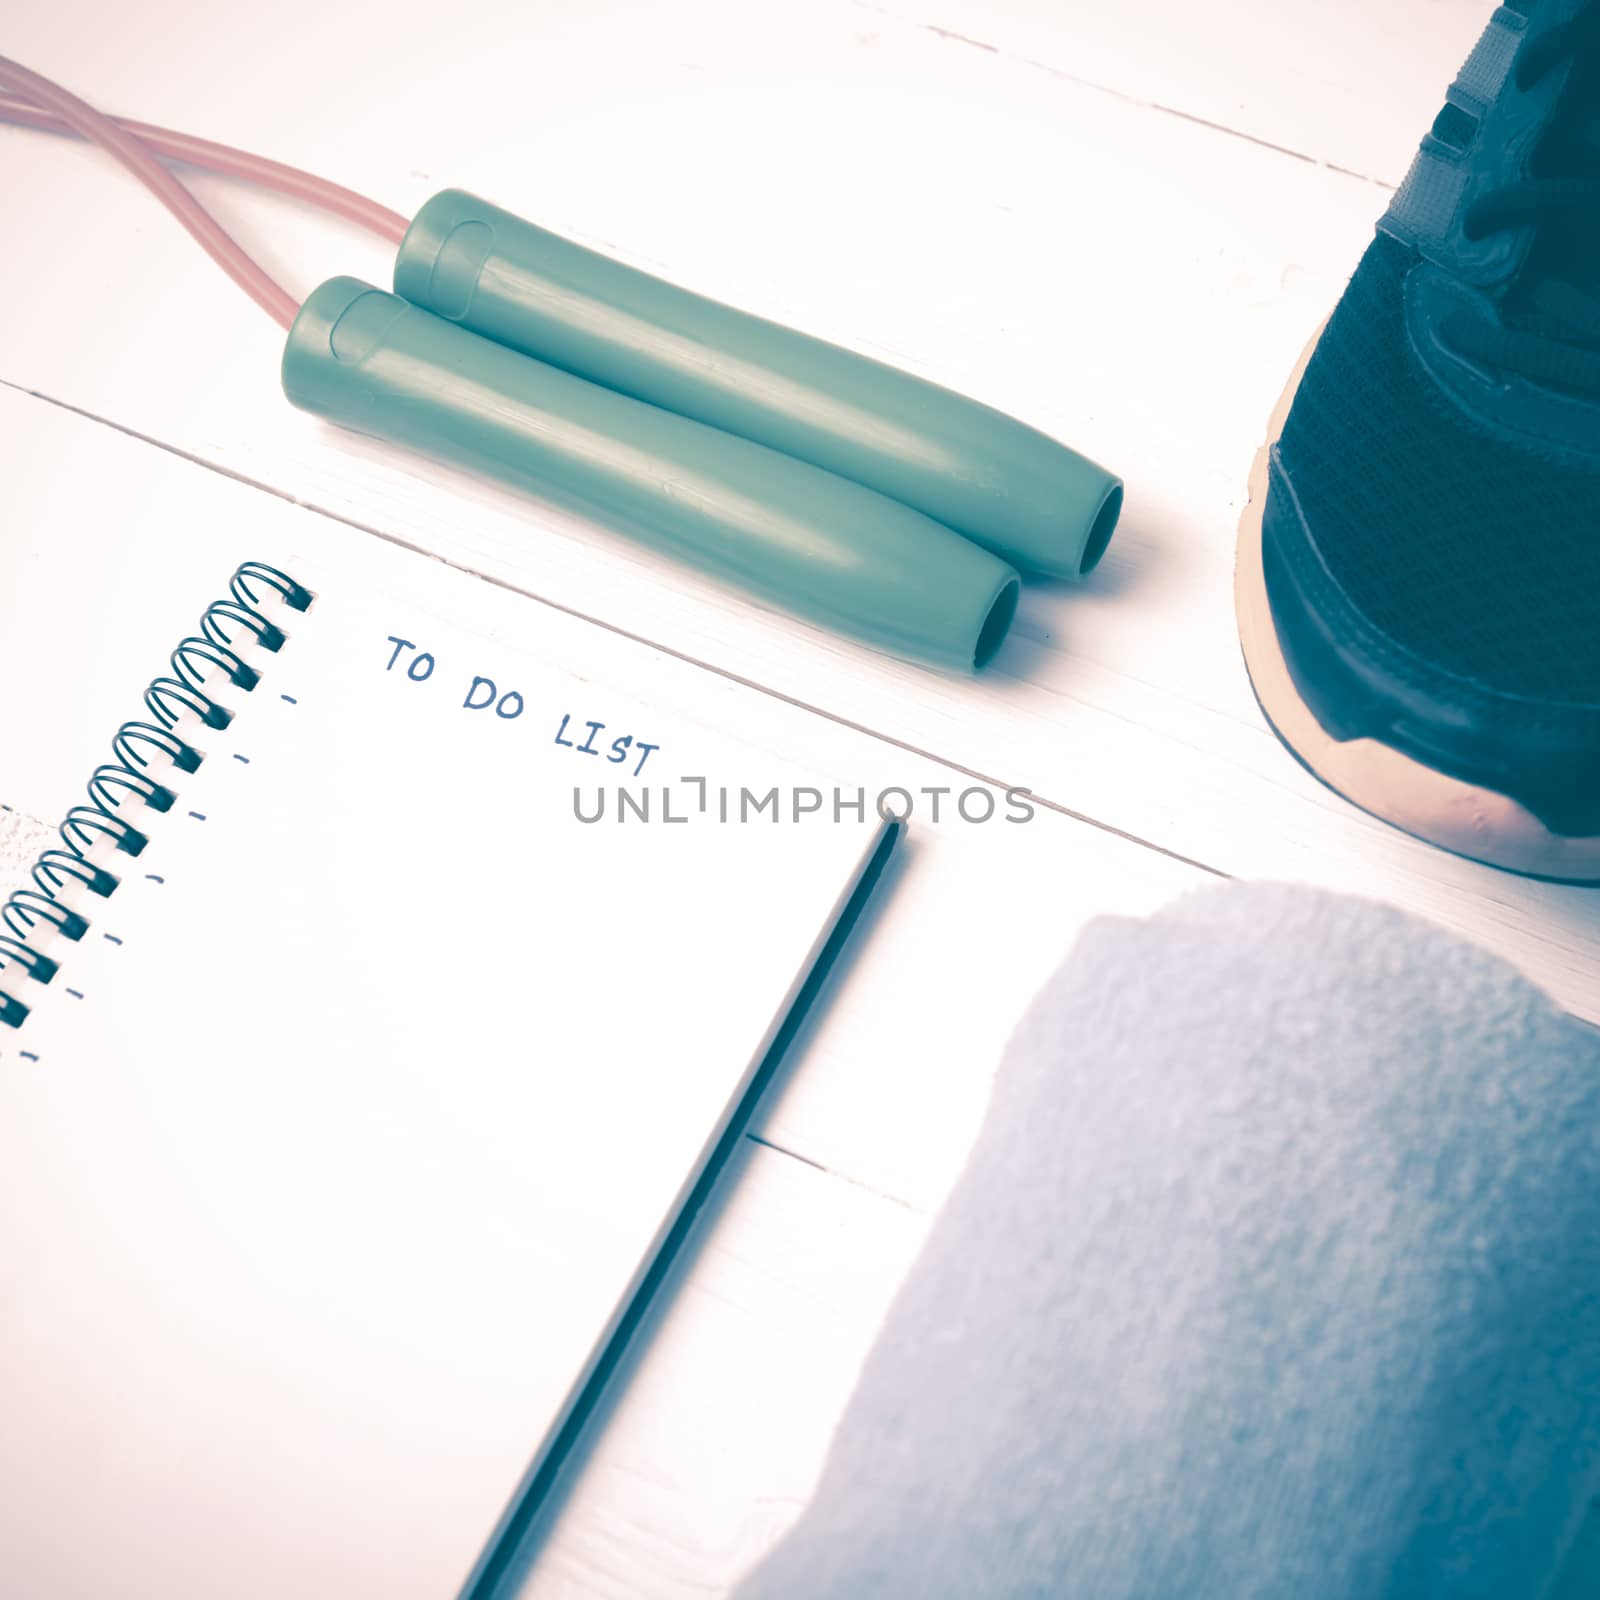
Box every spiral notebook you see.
[0,494,896,1596]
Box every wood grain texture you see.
[858,0,1493,184]
[2,1,1593,1593]
[0,387,1209,1594]
[3,0,1590,1026]
[508,1140,931,1599]
[0,385,1212,1216]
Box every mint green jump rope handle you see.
[394,191,1123,581]
[282,278,1021,673]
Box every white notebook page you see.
[0,534,890,1599]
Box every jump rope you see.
[0,57,1122,673]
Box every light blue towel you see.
[737,884,1600,1599]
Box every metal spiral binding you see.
[0,562,313,1031]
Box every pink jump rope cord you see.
[0,61,407,327]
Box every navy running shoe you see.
[1237,0,1600,880]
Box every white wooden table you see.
[4,2,1594,1594]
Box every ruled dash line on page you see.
[103,933,123,945]
[281,694,298,704]
[233,753,251,763]
[189,812,207,822]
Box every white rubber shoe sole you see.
[1236,331,1600,883]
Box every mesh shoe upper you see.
[1275,230,1600,707]
[1261,0,1600,834]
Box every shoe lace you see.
[1453,2,1600,397]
